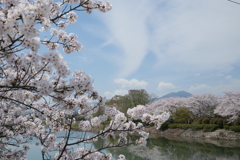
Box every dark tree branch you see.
[228,0,240,5]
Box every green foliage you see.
[210,117,221,124]
[224,125,230,130]
[42,120,46,125]
[196,118,204,124]
[72,122,79,129]
[167,122,235,132]
[219,131,226,137]
[101,121,110,125]
[168,123,191,130]
[172,107,193,124]
[181,124,192,130]
[223,118,229,126]
[75,116,85,121]
[233,119,240,126]
[160,121,169,131]
[168,123,179,129]
[148,122,155,127]
[106,89,153,115]
[191,124,204,131]
[229,126,240,132]
[203,124,218,132]
[167,122,225,132]
[202,118,210,124]
[159,114,240,132]
[217,119,224,129]
[101,117,111,125]
[99,125,105,130]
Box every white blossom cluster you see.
[0,0,111,56]
[127,105,170,130]
[118,154,126,160]
[127,105,146,120]
[214,91,240,122]
[54,147,113,160]
[45,29,83,54]
[0,0,171,159]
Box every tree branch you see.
[228,0,240,5]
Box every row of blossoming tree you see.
[0,0,171,159]
[145,91,240,130]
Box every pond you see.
[109,136,240,160]
[24,132,240,160]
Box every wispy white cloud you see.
[104,89,128,99]
[77,56,89,62]
[157,82,176,91]
[217,74,224,77]
[114,78,148,89]
[188,78,240,95]
[100,0,240,77]
[189,84,212,93]
[195,73,201,77]
[149,0,240,72]
[101,1,158,77]
[225,75,232,80]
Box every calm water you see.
[23,132,240,160]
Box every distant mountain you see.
[152,91,192,102]
[161,91,192,99]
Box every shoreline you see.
[144,127,240,140]
[74,126,240,142]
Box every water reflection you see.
[25,132,240,160]
[106,136,240,160]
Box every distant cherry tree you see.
[186,94,219,118]
[214,91,240,122]
[0,1,170,159]
[146,97,187,115]
[146,93,220,122]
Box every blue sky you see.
[61,0,240,99]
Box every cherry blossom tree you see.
[145,94,220,123]
[186,94,219,118]
[214,91,240,122]
[146,94,219,118]
[145,97,187,115]
[0,0,170,159]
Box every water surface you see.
[24,132,240,160]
